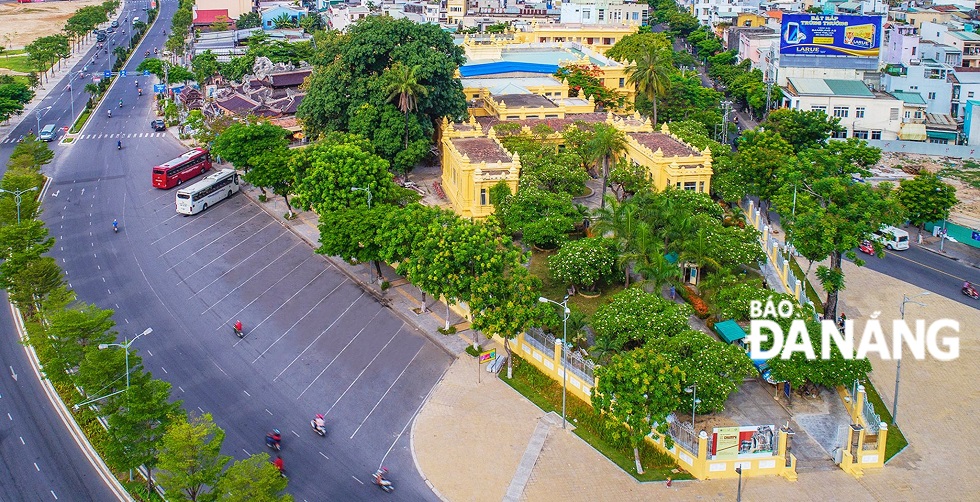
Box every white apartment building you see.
[683,0,761,27]
[920,21,980,68]
[560,0,649,25]
[780,77,906,140]
[881,58,954,115]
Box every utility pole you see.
[721,100,733,145]
[764,44,777,116]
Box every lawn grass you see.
[2,49,27,57]
[861,379,908,462]
[527,249,623,317]
[500,355,693,482]
[70,109,91,134]
[0,54,39,73]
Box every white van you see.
[39,124,57,142]
[873,225,910,250]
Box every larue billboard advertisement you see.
[780,14,882,58]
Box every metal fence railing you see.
[565,349,595,383]
[524,327,555,354]
[667,417,699,456]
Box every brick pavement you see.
[241,175,980,501]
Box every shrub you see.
[683,285,711,319]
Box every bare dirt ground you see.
[875,151,980,228]
[0,0,104,50]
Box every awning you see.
[927,130,958,140]
[713,320,747,344]
[837,2,861,10]
[899,123,927,141]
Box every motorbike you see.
[963,286,979,300]
[265,432,282,451]
[858,240,875,255]
[373,468,393,493]
[117,141,122,150]
[311,417,326,437]
[138,88,143,97]
[233,321,244,338]
[107,109,111,118]
[113,221,118,233]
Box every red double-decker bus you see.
[152,148,213,189]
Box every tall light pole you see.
[0,187,39,224]
[98,328,153,392]
[894,292,928,425]
[685,383,701,430]
[539,295,570,429]
[34,105,52,135]
[351,186,372,208]
[68,71,84,124]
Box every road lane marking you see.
[161,366,168,374]
[243,390,251,397]
[352,476,364,485]
[325,326,402,415]
[378,366,448,468]
[152,202,248,247]
[265,409,273,416]
[274,293,368,380]
[34,462,39,471]
[178,386,184,393]
[147,350,153,356]
[190,232,284,298]
[296,311,381,399]
[319,452,329,460]
[20,437,25,445]
[51,490,57,500]
[247,272,337,362]
[886,250,970,281]
[228,256,314,344]
[350,344,424,440]
[202,240,300,316]
[169,215,268,274]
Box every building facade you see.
[559,0,649,26]
[781,77,907,140]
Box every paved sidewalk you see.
[241,184,980,501]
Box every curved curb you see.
[408,364,454,502]
[7,302,133,502]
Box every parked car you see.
[106,27,115,34]
[111,20,119,28]
[96,32,107,42]
[150,119,166,131]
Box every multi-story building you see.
[881,24,920,66]
[683,0,762,27]
[507,22,640,54]
[736,28,780,70]
[881,59,954,115]
[559,0,649,26]
[780,77,908,140]
[920,21,980,68]
[949,67,980,118]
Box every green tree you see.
[297,16,466,169]
[192,50,220,85]
[589,123,627,210]
[291,142,398,214]
[590,287,691,352]
[236,12,262,30]
[104,376,182,492]
[548,237,618,293]
[385,63,429,151]
[468,247,543,376]
[41,304,116,379]
[9,131,54,171]
[214,454,292,502]
[75,341,133,414]
[317,205,388,281]
[157,413,231,501]
[897,172,958,234]
[773,146,903,319]
[731,129,794,223]
[659,330,754,415]
[761,108,844,153]
[272,13,297,29]
[494,183,577,249]
[245,147,296,213]
[211,122,289,173]
[592,347,684,474]
[626,47,672,126]
[606,32,671,63]
[0,220,55,298]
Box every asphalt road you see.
[855,244,980,309]
[22,4,452,501]
[0,3,161,500]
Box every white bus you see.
[873,225,910,250]
[176,169,240,215]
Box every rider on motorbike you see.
[273,455,284,473]
[107,109,111,118]
[117,140,122,150]
[313,414,325,433]
[266,429,282,448]
[113,219,118,231]
[234,320,243,334]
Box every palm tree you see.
[679,227,722,286]
[385,63,428,152]
[626,47,672,126]
[589,123,626,210]
[84,82,99,108]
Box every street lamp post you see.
[98,327,153,392]
[351,186,372,208]
[539,295,570,429]
[68,71,83,124]
[34,106,52,135]
[685,383,701,430]
[894,292,928,425]
[0,187,39,224]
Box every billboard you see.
[711,425,776,460]
[780,14,882,58]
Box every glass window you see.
[619,78,625,88]
[856,107,866,118]
[853,130,869,139]
[970,91,975,98]
[480,188,487,206]
[914,111,923,119]
[683,181,697,191]
[833,106,849,118]
[811,105,827,112]
[831,130,848,139]
[871,130,882,140]
[928,92,937,99]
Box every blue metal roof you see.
[459,62,558,78]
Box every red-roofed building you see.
[193,8,232,28]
